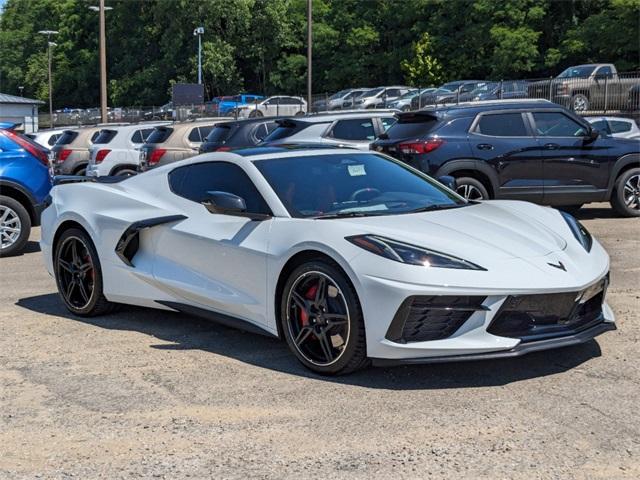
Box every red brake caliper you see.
[298,284,318,327]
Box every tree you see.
[401,32,443,87]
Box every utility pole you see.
[194,27,204,85]
[89,2,112,123]
[306,0,312,108]
[37,30,58,128]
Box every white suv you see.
[86,122,171,177]
[233,96,307,118]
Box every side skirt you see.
[156,300,278,339]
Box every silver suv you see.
[261,111,398,150]
[354,86,412,109]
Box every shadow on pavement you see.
[17,293,604,390]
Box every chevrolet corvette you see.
[40,146,615,374]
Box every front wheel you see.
[248,110,263,118]
[0,196,30,257]
[611,167,640,217]
[54,228,117,316]
[280,259,368,375]
[571,93,590,112]
[455,177,489,200]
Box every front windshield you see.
[330,89,350,100]
[399,90,419,100]
[361,87,384,98]
[254,153,466,218]
[558,66,596,78]
[440,82,463,92]
[470,83,498,95]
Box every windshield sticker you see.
[348,164,366,176]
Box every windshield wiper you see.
[406,204,466,214]
[313,211,385,220]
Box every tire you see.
[610,167,640,217]
[113,167,137,177]
[280,259,369,375]
[571,93,590,112]
[0,195,31,257]
[294,111,305,116]
[455,177,490,200]
[54,228,117,316]
[74,165,87,176]
[248,110,263,118]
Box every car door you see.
[529,110,613,204]
[468,111,543,202]
[152,161,272,326]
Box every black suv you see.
[371,100,640,216]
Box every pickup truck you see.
[528,64,640,112]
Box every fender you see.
[607,153,640,197]
[434,159,500,197]
[0,178,38,223]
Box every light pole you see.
[89,2,112,123]
[306,0,312,108]
[37,30,58,128]
[194,27,204,85]
[18,86,24,97]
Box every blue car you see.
[0,123,52,256]
[214,94,264,115]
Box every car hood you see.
[327,201,568,263]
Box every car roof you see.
[226,145,360,158]
[411,99,557,118]
[287,111,398,123]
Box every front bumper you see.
[372,320,616,366]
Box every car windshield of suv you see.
[558,66,596,78]
[362,87,384,98]
[146,127,173,144]
[470,83,498,95]
[330,89,351,100]
[254,153,465,218]
[399,90,419,100]
[56,130,79,146]
[93,129,118,144]
[205,125,232,143]
[440,82,464,92]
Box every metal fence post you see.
[603,76,609,114]
[456,88,460,104]
[499,80,503,99]
[418,88,422,110]
[549,76,553,102]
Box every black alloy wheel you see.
[54,228,116,316]
[281,260,368,375]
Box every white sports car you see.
[40,146,615,375]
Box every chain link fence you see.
[39,72,640,128]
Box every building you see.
[0,93,44,133]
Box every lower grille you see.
[488,276,608,342]
[386,296,487,343]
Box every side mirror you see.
[201,191,271,221]
[584,128,599,143]
[201,191,247,215]
[437,175,457,191]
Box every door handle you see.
[477,143,493,150]
[544,143,559,150]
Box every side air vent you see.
[115,215,187,266]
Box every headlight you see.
[560,211,592,252]
[346,235,486,270]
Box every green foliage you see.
[401,33,442,87]
[0,0,637,107]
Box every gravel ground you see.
[0,203,638,479]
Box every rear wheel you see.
[0,196,30,257]
[455,177,489,200]
[280,260,368,375]
[113,167,137,177]
[54,228,116,316]
[248,110,263,118]
[571,93,590,112]
[74,164,87,176]
[611,167,640,217]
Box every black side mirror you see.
[201,191,271,221]
[437,175,457,191]
[584,128,599,143]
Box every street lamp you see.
[37,30,58,128]
[194,27,204,85]
[89,2,113,123]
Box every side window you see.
[48,134,60,146]
[380,117,397,131]
[329,118,376,141]
[596,66,613,79]
[385,89,400,97]
[532,112,588,137]
[253,123,268,141]
[476,113,528,136]
[609,120,632,133]
[589,120,610,134]
[169,162,271,215]
[199,126,214,138]
[131,130,144,143]
[90,131,100,142]
[140,128,155,142]
[187,127,201,142]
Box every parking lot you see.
[0,203,636,479]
